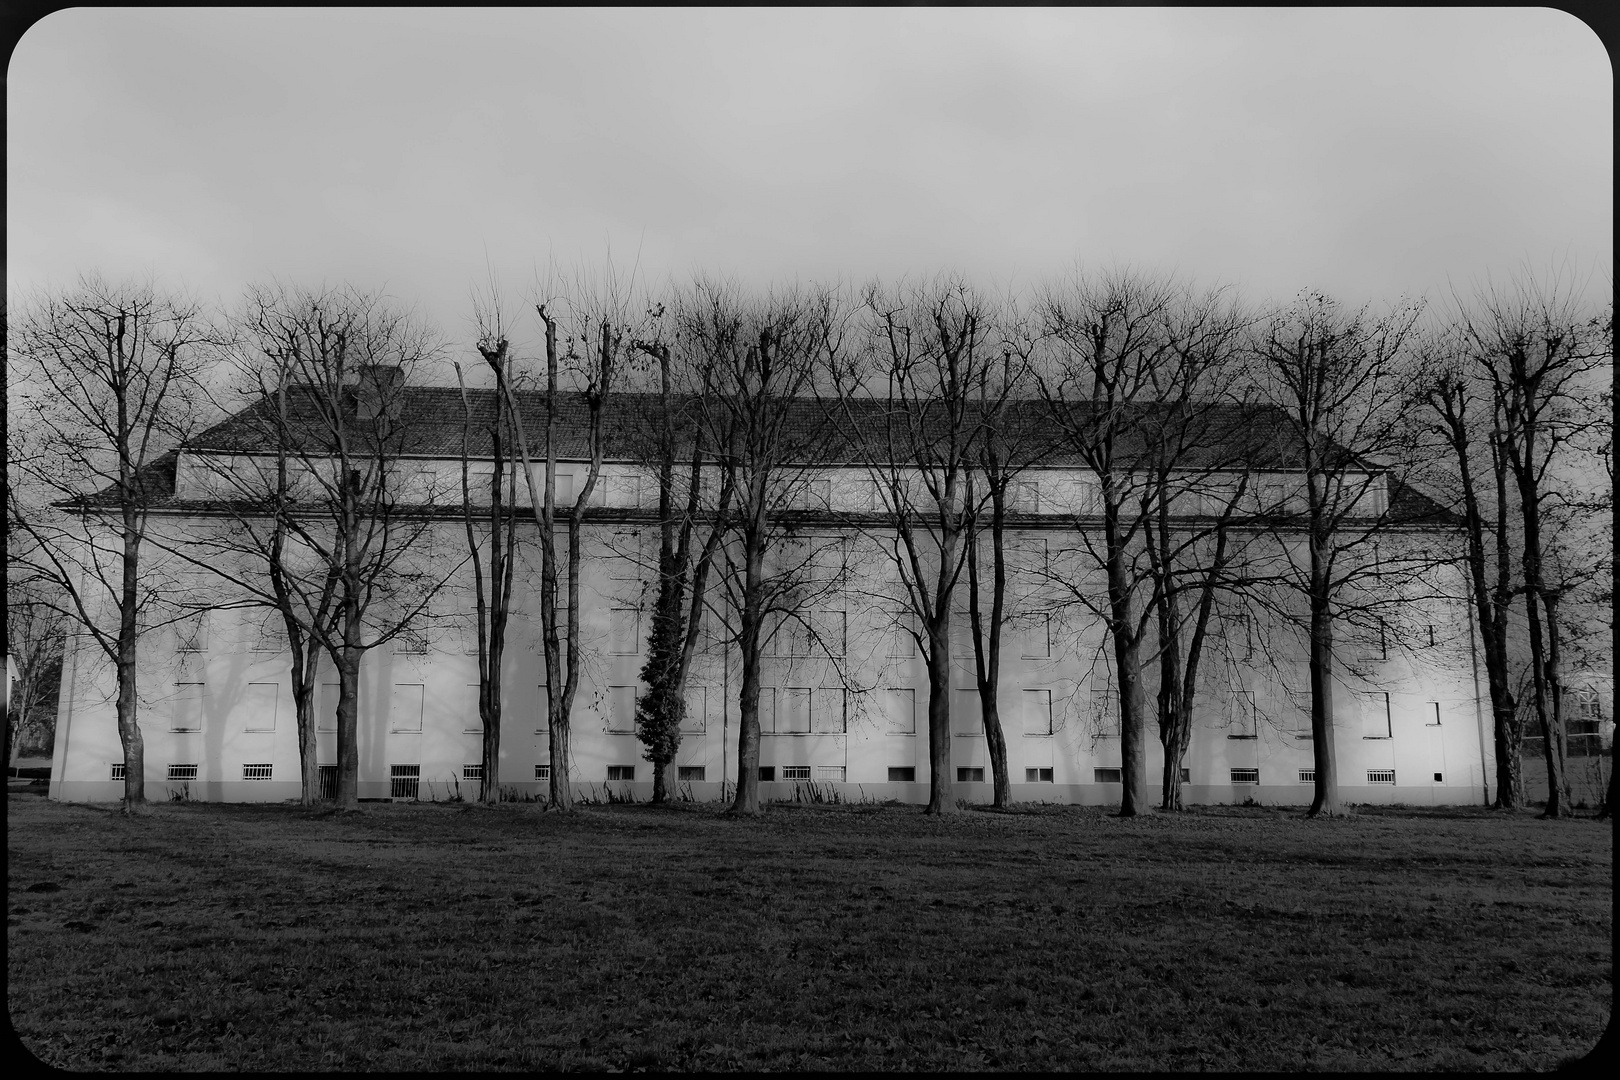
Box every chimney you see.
[353,365,406,426]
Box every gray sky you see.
[8,7,1612,358]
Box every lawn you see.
[7,793,1611,1071]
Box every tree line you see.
[6,266,1611,819]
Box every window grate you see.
[1024,767,1054,783]
[1093,768,1122,784]
[956,767,985,783]
[242,763,273,781]
[781,765,812,781]
[887,766,915,782]
[167,764,198,781]
[534,764,550,781]
[1299,769,1315,784]
[814,765,845,781]
[606,765,635,782]
[110,763,125,781]
[390,764,420,799]
[1367,770,1396,784]
[318,765,338,799]
[1230,768,1259,784]
[677,766,705,782]
[463,763,482,782]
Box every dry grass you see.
[7,793,1611,1071]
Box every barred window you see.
[167,764,198,781]
[390,764,420,799]
[243,763,273,781]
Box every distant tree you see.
[6,274,215,808]
[5,581,68,766]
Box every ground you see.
[7,793,1611,1071]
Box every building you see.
[48,376,1494,806]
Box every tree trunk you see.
[924,617,956,814]
[730,535,766,815]
[1104,536,1150,818]
[334,647,362,809]
[1306,586,1343,817]
[291,661,317,807]
[652,760,668,803]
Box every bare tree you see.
[5,580,69,767]
[7,275,215,808]
[680,278,849,815]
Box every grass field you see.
[7,794,1611,1071]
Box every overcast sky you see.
[7,7,1612,363]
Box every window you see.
[1299,769,1315,784]
[110,763,125,781]
[534,764,551,781]
[1361,692,1391,739]
[812,610,847,658]
[1009,480,1040,513]
[953,689,982,736]
[781,765,812,781]
[609,530,646,581]
[887,618,917,659]
[254,618,287,654]
[1025,767,1054,783]
[460,684,483,732]
[1090,681,1120,737]
[463,763,482,782]
[177,614,208,654]
[952,606,976,658]
[607,765,635,782]
[243,682,278,732]
[1179,767,1190,783]
[610,608,640,654]
[1094,768,1122,784]
[884,688,916,735]
[171,683,204,732]
[167,764,198,781]
[777,688,812,734]
[1226,615,1254,661]
[1227,689,1257,739]
[1022,613,1052,659]
[390,764,420,799]
[1425,701,1442,727]
[607,685,638,733]
[1433,772,1444,783]
[887,766,916,782]
[318,765,338,799]
[609,472,643,508]
[318,683,340,732]
[243,763,273,781]
[1573,689,1604,721]
[1367,770,1396,784]
[535,684,552,734]
[812,689,846,734]
[390,684,425,733]
[956,767,985,783]
[815,765,846,781]
[791,479,832,511]
[395,630,430,655]
[1230,768,1259,784]
[681,687,708,734]
[677,766,705,782]
[758,766,776,782]
[1022,689,1053,737]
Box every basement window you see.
[534,764,550,781]
[110,763,125,781]
[390,764,420,799]
[242,763,273,781]
[956,767,985,783]
[1299,769,1315,784]
[1180,768,1191,783]
[758,767,776,782]
[887,766,916,782]
[677,766,705,782]
[463,764,482,782]
[1367,770,1396,785]
[606,765,635,782]
[1433,772,1444,783]
[815,765,845,781]
[167,764,198,781]
[317,765,338,799]
[1024,768,1054,783]
[1230,768,1259,785]
[1093,768,1122,784]
[781,765,812,781]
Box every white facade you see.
[50,452,1492,806]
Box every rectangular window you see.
[177,614,208,654]
[254,618,287,654]
[610,608,640,654]
[1227,615,1254,660]
[167,764,198,781]
[110,763,125,781]
[952,688,982,736]
[1433,772,1444,783]
[1367,770,1396,784]
[1010,479,1041,513]
[318,683,340,732]
[1022,689,1053,737]
[813,610,847,657]
[778,687,812,734]
[460,684,483,732]
[797,478,832,510]
[1093,767,1122,784]
[534,764,550,781]
[607,685,638,733]
[758,766,776,782]
[243,763,273,781]
[952,607,976,658]
[1227,689,1257,739]
[1024,767,1054,783]
[781,765,811,781]
[395,630,430,655]
[884,687,916,735]
[1090,681,1120,737]
[815,765,845,781]
[1425,701,1442,727]
[534,683,551,734]
[1021,613,1052,659]
[681,686,708,734]
[956,767,985,783]
[1361,691,1391,740]
[1299,769,1316,784]
[609,530,645,581]
[171,683,204,732]
[607,765,635,782]
[887,766,916,782]
[677,766,705,782]
[318,765,338,799]
[1230,768,1259,784]
[811,688,846,734]
[243,682,278,732]
[390,684,425,733]
[886,612,917,658]
[1180,767,1191,783]
[462,763,482,782]
[390,764,420,799]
